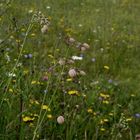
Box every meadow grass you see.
[0,0,140,140]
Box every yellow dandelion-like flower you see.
[87,108,93,113]
[102,100,109,104]
[103,119,109,122]
[66,78,73,82]
[31,33,36,37]
[100,93,110,99]
[100,128,106,132]
[47,114,53,119]
[42,105,51,111]
[9,88,13,93]
[126,118,132,122]
[31,80,40,85]
[109,112,114,116]
[104,65,110,70]
[131,94,136,97]
[22,116,35,122]
[68,90,79,95]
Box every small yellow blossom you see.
[109,112,114,116]
[100,128,106,132]
[31,80,40,85]
[31,33,36,37]
[48,54,54,58]
[66,78,73,82]
[104,65,110,70]
[102,100,109,104]
[131,94,136,97]
[42,105,51,111]
[100,93,110,99]
[68,90,79,95]
[126,118,132,122]
[22,116,35,122]
[87,108,93,113]
[9,88,13,93]
[47,114,52,119]
[103,119,109,122]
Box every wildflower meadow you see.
[0,0,140,140]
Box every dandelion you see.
[68,69,77,77]
[22,116,35,122]
[68,90,79,95]
[57,116,64,124]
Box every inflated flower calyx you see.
[68,69,77,77]
[57,116,64,124]
[65,37,76,45]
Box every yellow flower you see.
[87,108,93,113]
[31,80,40,85]
[109,112,114,116]
[31,33,36,37]
[131,94,136,97]
[104,65,110,70]
[102,100,109,104]
[100,128,106,132]
[68,90,79,95]
[66,78,73,82]
[100,93,110,99]
[47,114,52,119]
[126,118,132,122]
[9,88,13,93]
[103,119,109,122]
[42,105,51,111]
[22,116,35,122]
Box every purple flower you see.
[108,79,113,83]
[134,113,140,118]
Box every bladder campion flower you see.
[57,116,64,124]
[68,69,77,77]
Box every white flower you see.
[82,43,90,49]
[72,56,83,60]
[41,25,49,34]
[79,70,86,76]
[58,59,65,65]
[68,69,77,77]
[57,116,64,124]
